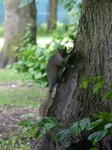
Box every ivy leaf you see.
[35,127,46,140]
[79,118,90,130]
[103,90,112,101]
[36,117,60,127]
[69,122,80,135]
[90,147,100,150]
[92,113,100,119]
[28,127,36,139]
[45,123,57,132]
[91,76,104,82]
[93,82,103,94]
[87,119,102,130]
[80,81,89,88]
[18,120,34,127]
[99,112,112,123]
[88,129,108,145]
[105,123,112,129]
[55,129,71,142]
[69,118,90,135]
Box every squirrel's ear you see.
[65,46,67,52]
[57,48,60,52]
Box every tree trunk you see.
[0,0,36,68]
[35,0,112,149]
[47,0,58,33]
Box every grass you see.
[0,69,47,149]
[0,69,24,82]
[0,86,46,107]
[0,69,47,108]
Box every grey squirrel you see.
[40,46,74,117]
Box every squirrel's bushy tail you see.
[40,91,52,117]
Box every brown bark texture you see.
[35,0,112,149]
[0,0,36,68]
[47,0,58,33]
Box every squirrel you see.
[40,46,74,117]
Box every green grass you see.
[0,69,24,82]
[0,86,46,108]
[0,69,47,149]
[0,69,47,108]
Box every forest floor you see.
[0,70,47,150]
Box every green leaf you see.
[40,63,46,70]
[34,72,42,79]
[87,119,102,130]
[22,126,31,135]
[69,118,90,135]
[93,81,103,94]
[18,120,34,127]
[88,129,108,145]
[79,118,90,130]
[45,123,58,131]
[36,117,60,127]
[99,112,112,123]
[105,123,112,129]
[92,113,100,119]
[55,129,71,141]
[35,127,46,140]
[91,76,104,82]
[28,127,36,139]
[80,81,89,88]
[90,147,100,150]
[103,90,112,101]
[69,122,80,135]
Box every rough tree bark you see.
[35,0,112,149]
[47,0,58,33]
[0,0,36,68]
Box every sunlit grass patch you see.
[0,86,46,108]
[0,69,24,82]
[0,69,47,108]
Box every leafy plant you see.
[80,76,104,93]
[55,118,90,141]
[18,117,62,140]
[12,24,49,87]
[80,76,112,100]
[18,75,112,149]
[0,135,31,150]
[42,0,82,57]
[103,90,112,100]
[18,111,112,149]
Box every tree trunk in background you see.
[35,0,112,149]
[0,0,36,68]
[47,0,58,33]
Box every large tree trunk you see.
[0,0,36,68]
[47,0,58,33]
[35,0,112,149]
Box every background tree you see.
[0,0,36,68]
[47,0,58,33]
[34,0,112,149]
